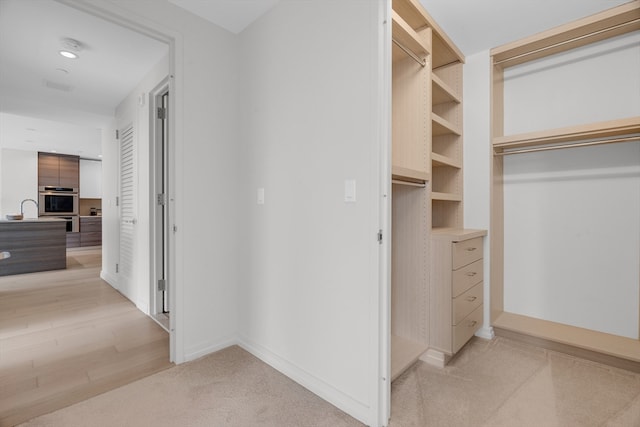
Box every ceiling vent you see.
[44,79,74,92]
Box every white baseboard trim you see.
[475,326,495,340]
[421,349,447,368]
[184,336,238,362]
[237,336,372,426]
[100,270,118,288]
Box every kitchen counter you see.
[0,218,66,276]
[0,217,66,223]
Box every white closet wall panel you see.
[504,142,640,339]
[503,31,640,135]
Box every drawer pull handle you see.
[465,296,477,302]
[466,272,477,277]
[465,247,477,252]
[468,320,477,327]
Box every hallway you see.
[0,248,172,426]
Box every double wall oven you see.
[38,186,79,232]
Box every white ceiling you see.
[0,0,631,160]
[168,0,280,34]
[0,0,168,159]
[421,0,632,55]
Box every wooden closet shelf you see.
[432,113,462,136]
[392,0,464,68]
[491,1,640,68]
[432,74,461,105]
[392,165,430,184]
[391,334,427,381]
[432,153,461,168]
[431,192,462,202]
[493,311,640,366]
[493,116,640,151]
[392,10,431,60]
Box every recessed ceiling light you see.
[51,150,57,153]
[59,50,78,59]
[98,154,103,158]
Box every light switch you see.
[257,188,265,205]
[344,179,356,203]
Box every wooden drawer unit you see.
[79,217,102,246]
[427,228,487,367]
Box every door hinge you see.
[157,107,166,120]
[116,263,119,273]
[116,129,119,139]
[377,229,383,244]
[157,279,166,292]
[157,193,166,206]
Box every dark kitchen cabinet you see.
[38,152,80,188]
[80,216,102,246]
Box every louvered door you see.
[119,124,135,294]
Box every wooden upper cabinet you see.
[38,152,79,188]
[58,155,79,188]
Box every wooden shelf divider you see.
[432,113,461,136]
[432,153,461,168]
[432,73,461,105]
[431,192,462,202]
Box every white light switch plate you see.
[344,179,356,203]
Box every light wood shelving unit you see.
[390,0,481,378]
[490,0,640,369]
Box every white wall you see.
[500,32,640,338]
[463,51,493,338]
[238,1,385,425]
[0,148,38,218]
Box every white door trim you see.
[59,0,182,364]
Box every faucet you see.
[20,199,38,216]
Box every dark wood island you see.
[0,218,66,276]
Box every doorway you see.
[151,82,170,330]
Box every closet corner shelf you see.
[431,192,462,202]
[392,165,430,184]
[392,0,464,69]
[492,116,640,152]
[391,334,427,381]
[432,73,461,105]
[432,113,462,137]
[432,153,461,169]
[392,10,431,58]
[431,227,487,239]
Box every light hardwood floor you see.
[0,248,172,427]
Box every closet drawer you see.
[452,282,483,325]
[453,304,483,353]
[452,237,483,269]
[452,259,483,297]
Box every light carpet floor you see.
[19,337,640,427]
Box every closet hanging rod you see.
[391,179,426,187]
[392,38,427,68]
[494,17,640,65]
[495,135,640,156]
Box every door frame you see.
[150,79,170,327]
[60,0,181,363]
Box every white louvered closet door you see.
[119,124,135,294]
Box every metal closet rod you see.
[494,17,640,65]
[392,38,427,68]
[495,135,640,156]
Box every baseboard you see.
[237,336,373,426]
[100,270,118,288]
[475,326,495,340]
[184,336,238,362]
[421,348,448,368]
